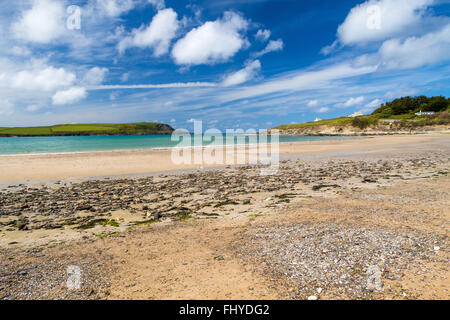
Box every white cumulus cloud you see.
[118,8,180,56]
[317,107,330,113]
[337,0,433,45]
[10,46,32,57]
[12,0,66,44]
[148,0,165,10]
[355,98,384,114]
[255,29,271,42]
[93,0,165,17]
[253,39,284,57]
[12,66,76,92]
[344,96,365,107]
[172,11,249,66]
[52,87,87,105]
[96,0,135,17]
[307,100,319,107]
[82,67,109,86]
[222,60,261,87]
[379,24,450,69]
[365,98,383,109]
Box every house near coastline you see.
[415,110,435,116]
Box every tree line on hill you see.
[372,96,450,117]
[350,96,449,129]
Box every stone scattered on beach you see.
[235,223,447,300]
[0,152,447,232]
[362,175,378,183]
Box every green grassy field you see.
[0,122,174,137]
[274,113,449,131]
[275,117,354,130]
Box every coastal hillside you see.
[0,122,174,137]
[274,96,450,136]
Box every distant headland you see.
[0,122,174,137]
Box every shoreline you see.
[0,134,446,183]
[1,130,448,157]
[0,136,357,158]
[0,135,357,157]
[276,131,450,136]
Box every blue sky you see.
[0,0,449,130]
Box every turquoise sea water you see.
[0,135,353,155]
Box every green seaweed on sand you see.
[276,193,296,199]
[77,219,119,230]
[132,218,160,226]
[275,193,296,202]
[312,184,341,191]
[214,200,239,207]
[176,209,193,221]
[96,232,120,239]
[249,213,264,221]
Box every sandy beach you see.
[0,134,449,300]
[0,134,444,182]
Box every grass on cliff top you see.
[274,117,354,129]
[274,113,449,130]
[275,96,449,130]
[0,122,173,137]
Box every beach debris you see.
[0,153,447,233]
[362,175,378,183]
[312,184,340,191]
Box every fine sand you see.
[0,134,445,183]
